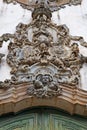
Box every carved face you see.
[42,75,50,85]
[36,74,52,85]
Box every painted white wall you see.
[52,0,87,41]
[0,0,87,90]
[0,0,32,81]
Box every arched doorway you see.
[0,108,87,130]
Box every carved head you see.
[36,74,53,85]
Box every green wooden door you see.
[0,110,87,130]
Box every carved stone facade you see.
[0,0,87,116]
[0,0,87,96]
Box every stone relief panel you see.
[0,0,87,98]
[27,63,62,98]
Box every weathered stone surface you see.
[0,0,87,95]
[27,74,62,98]
[0,0,87,116]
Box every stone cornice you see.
[0,84,87,116]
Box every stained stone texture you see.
[0,0,87,116]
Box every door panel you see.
[50,114,87,130]
[0,111,87,130]
[0,114,37,130]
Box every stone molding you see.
[0,83,87,116]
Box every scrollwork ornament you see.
[0,0,87,101]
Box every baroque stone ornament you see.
[0,0,87,98]
[27,74,62,98]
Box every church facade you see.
[0,0,87,129]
